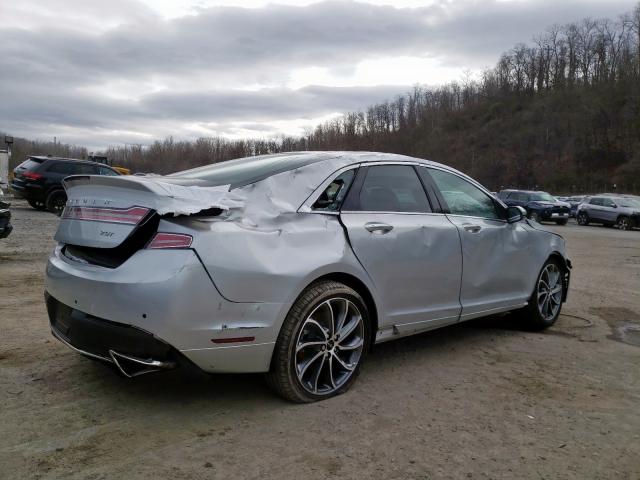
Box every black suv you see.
[498,189,571,225]
[10,156,119,215]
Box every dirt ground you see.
[1,198,639,480]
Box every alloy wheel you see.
[530,212,540,223]
[577,213,588,225]
[617,217,630,231]
[537,263,563,322]
[295,297,365,395]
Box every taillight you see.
[61,206,150,225]
[146,233,192,249]
[22,171,43,181]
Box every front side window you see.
[425,168,501,220]
[590,198,602,206]
[312,170,355,211]
[354,165,431,213]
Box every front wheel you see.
[576,212,589,226]
[518,259,565,331]
[266,281,370,403]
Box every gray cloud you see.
[0,0,636,147]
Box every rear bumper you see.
[45,245,286,373]
[46,293,184,376]
[10,182,44,200]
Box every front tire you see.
[266,281,370,403]
[46,190,67,216]
[518,259,565,331]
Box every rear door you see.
[587,197,604,221]
[340,164,462,334]
[421,167,535,319]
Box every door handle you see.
[365,222,394,234]
[463,224,482,233]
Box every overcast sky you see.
[0,0,634,150]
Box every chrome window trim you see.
[341,210,444,216]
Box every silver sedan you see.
[46,152,570,402]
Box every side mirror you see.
[611,204,618,208]
[507,206,526,223]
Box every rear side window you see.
[47,162,78,174]
[18,158,44,171]
[590,198,602,206]
[353,165,431,213]
[426,168,501,220]
[312,170,355,212]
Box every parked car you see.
[497,189,571,225]
[10,156,120,215]
[576,195,640,230]
[0,189,12,239]
[46,152,571,402]
[566,195,588,217]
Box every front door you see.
[421,167,536,320]
[340,164,463,334]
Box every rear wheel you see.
[266,281,370,403]
[518,259,565,331]
[617,216,631,231]
[576,212,589,226]
[46,190,67,216]
[27,199,46,211]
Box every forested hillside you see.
[5,3,640,193]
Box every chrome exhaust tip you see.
[108,350,176,378]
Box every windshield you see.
[618,198,640,208]
[530,192,556,202]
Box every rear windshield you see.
[18,158,45,171]
[169,153,328,188]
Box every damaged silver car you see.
[45,152,571,402]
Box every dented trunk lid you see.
[55,175,235,249]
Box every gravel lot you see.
[1,198,639,480]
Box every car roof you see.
[30,155,110,167]
[169,151,462,189]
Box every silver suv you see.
[576,195,640,230]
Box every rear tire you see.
[27,199,47,211]
[576,212,589,226]
[517,258,565,331]
[266,281,370,403]
[46,190,67,216]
